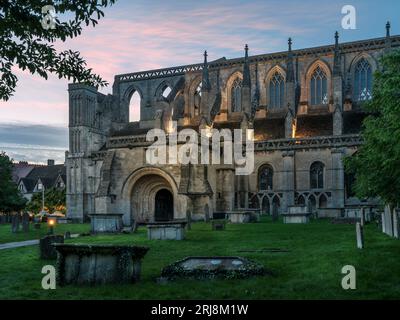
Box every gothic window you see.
[310,66,328,105]
[310,161,324,189]
[269,72,285,109]
[258,165,273,191]
[231,78,242,112]
[354,58,372,101]
[129,90,141,122]
[194,82,202,116]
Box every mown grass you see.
[0,223,90,244]
[0,217,399,300]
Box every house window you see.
[269,72,285,109]
[258,165,273,191]
[310,66,328,105]
[354,58,372,101]
[310,162,324,189]
[231,78,242,112]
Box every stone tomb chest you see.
[282,206,312,224]
[161,256,265,280]
[54,244,149,286]
[88,213,124,233]
[226,210,260,224]
[147,221,187,240]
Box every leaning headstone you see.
[64,231,71,240]
[393,209,399,239]
[356,222,364,249]
[186,210,192,231]
[384,205,393,237]
[40,235,64,259]
[22,212,30,233]
[11,213,20,233]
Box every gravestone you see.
[384,205,393,237]
[393,210,399,239]
[381,212,386,234]
[11,213,20,233]
[186,210,192,231]
[40,235,64,259]
[360,208,365,227]
[204,204,210,223]
[212,220,226,231]
[356,222,364,249]
[64,231,71,240]
[22,212,30,233]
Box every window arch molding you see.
[264,65,286,110]
[122,85,144,123]
[187,75,202,118]
[257,163,275,191]
[309,161,325,190]
[225,70,243,114]
[154,80,174,101]
[348,53,377,102]
[305,60,332,107]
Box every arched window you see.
[194,83,202,116]
[297,195,305,206]
[231,78,242,112]
[310,162,324,189]
[319,194,328,208]
[269,72,285,109]
[258,165,273,191]
[129,91,141,122]
[310,66,328,105]
[354,58,372,101]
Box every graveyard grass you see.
[0,217,399,300]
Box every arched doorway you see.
[155,189,173,221]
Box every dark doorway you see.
[155,189,173,221]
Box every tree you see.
[0,0,117,101]
[26,187,66,214]
[0,152,27,212]
[344,50,400,207]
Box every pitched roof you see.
[21,164,66,193]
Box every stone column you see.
[282,151,295,213]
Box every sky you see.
[0,0,399,164]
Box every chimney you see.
[47,159,55,166]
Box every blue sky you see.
[0,0,398,163]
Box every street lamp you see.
[37,182,46,217]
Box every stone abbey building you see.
[66,24,398,226]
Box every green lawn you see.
[0,217,399,300]
[0,223,90,244]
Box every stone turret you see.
[285,38,296,139]
[385,21,392,52]
[332,31,344,136]
[241,45,252,116]
[200,51,211,122]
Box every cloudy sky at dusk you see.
[0,0,399,163]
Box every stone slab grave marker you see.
[40,235,64,259]
[384,205,394,237]
[356,222,364,249]
[11,213,20,233]
[54,244,149,286]
[212,220,226,231]
[22,212,30,233]
[393,209,399,239]
[381,212,386,234]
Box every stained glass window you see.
[310,66,328,105]
[354,58,372,101]
[269,72,285,109]
[231,78,242,112]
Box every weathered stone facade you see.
[66,27,399,225]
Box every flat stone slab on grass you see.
[54,244,149,286]
[147,221,187,240]
[161,256,266,280]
